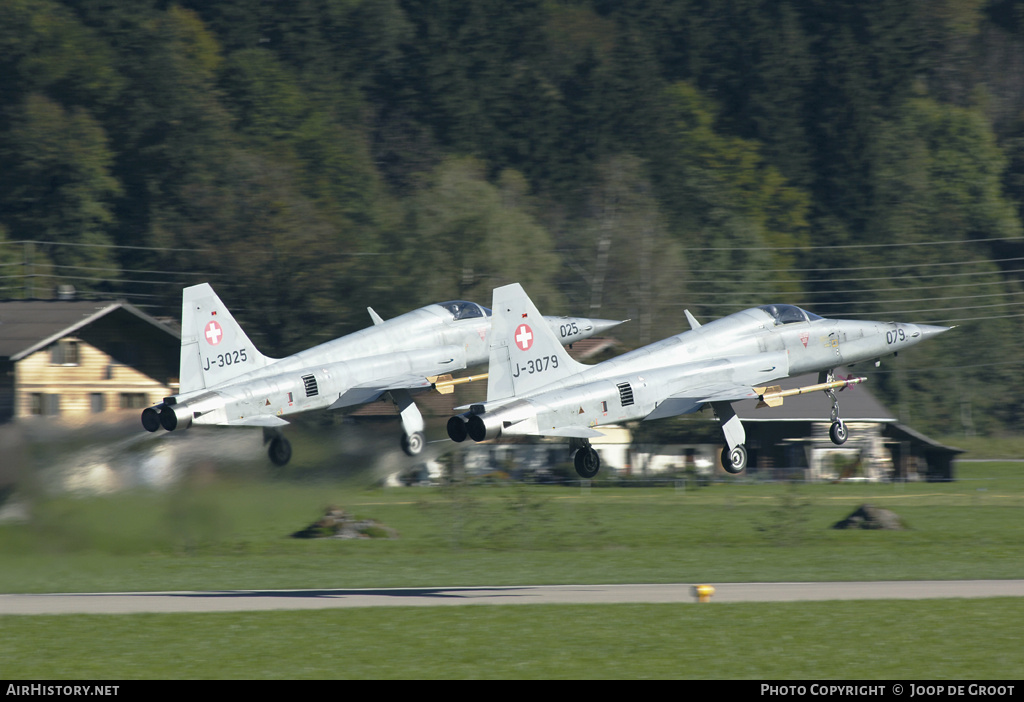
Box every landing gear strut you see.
[571,438,600,479]
[712,401,748,474]
[390,389,425,456]
[823,370,849,445]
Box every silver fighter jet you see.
[447,283,951,477]
[141,283,622,465]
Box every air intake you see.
[302,374,318,397]
[617,382,634,407]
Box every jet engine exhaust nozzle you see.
[447,415,469,443]
[159,403,192,432]
[141,406,163,432]
[466,412,504,442]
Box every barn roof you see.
[0,299,179,360]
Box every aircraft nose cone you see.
[914,324,952,341]
[588,318,628,336]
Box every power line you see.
[675,235,1024,252]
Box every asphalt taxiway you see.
[2,580,1024,615]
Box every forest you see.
[2,0,1024,436]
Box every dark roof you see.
[0,299,179,360]
[736,367,897,423]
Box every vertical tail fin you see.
[486,283,587,401]
[178,283,274,394]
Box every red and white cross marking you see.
[514,323,533,351]
[204,320,223,345]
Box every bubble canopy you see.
[758,304,823,325]
[437,301,492,320]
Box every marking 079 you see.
[512,355,559,378]
[886,328,906,345]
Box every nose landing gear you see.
[823,370,849,446]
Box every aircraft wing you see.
[326,345,468,410]
[328,375,435,409]
[643,352,789,422]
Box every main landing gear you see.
[570,438,601,479]
[713,401,748,474]
[721,444,748,474]
[264,428,293,466]
[390,389,426,456]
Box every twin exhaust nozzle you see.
[140,402,190,432]
[447,410,495,443]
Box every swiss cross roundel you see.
[204,320,224,345]
[514,323,534,351]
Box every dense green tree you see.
[402,156,564,311]
[0,94,122,293]
[647,82,810,316]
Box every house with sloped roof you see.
[732,368,963,482]
[0,299,180,423]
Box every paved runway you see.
[3,580,1024,615]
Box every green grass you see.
[3,599,1023,679]
[1,461,1023,593]
[3,462,1023,679]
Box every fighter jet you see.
[141,283,621,465]
[447,283,951,477]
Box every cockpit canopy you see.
[437,300,492,321]
[758,304,823,325]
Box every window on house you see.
[50,339,80,365]
[90,393,106,413]
[28,393,60,416]
[119,393,148,410]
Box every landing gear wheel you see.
[401,431,425,456]
[829,420,848,445]
[268,436,292,466]
[573,447,601,479]
[721,444,747,474]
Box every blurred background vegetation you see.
[2,0,1024,436]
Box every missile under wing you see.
[142,283,622,465]
[447,283,950,477]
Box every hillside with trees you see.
[2,0,1024,436]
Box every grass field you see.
[3,599,1024,679]
[2,460,1022,678]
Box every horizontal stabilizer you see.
[225,416,290,427]
[536,426,606,439]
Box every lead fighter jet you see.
[141,283,621,465]
[447,283,951,477]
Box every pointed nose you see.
[913,324,952,341]
[587,318,628,336]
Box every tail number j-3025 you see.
[512,355,559,378]
[204,348,248,371]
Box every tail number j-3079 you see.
[204,348,248,371]
[512,355,559,378]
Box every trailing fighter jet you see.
[447,283,951,477]
[141,283,621,465]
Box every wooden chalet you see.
[0,299,180,423]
